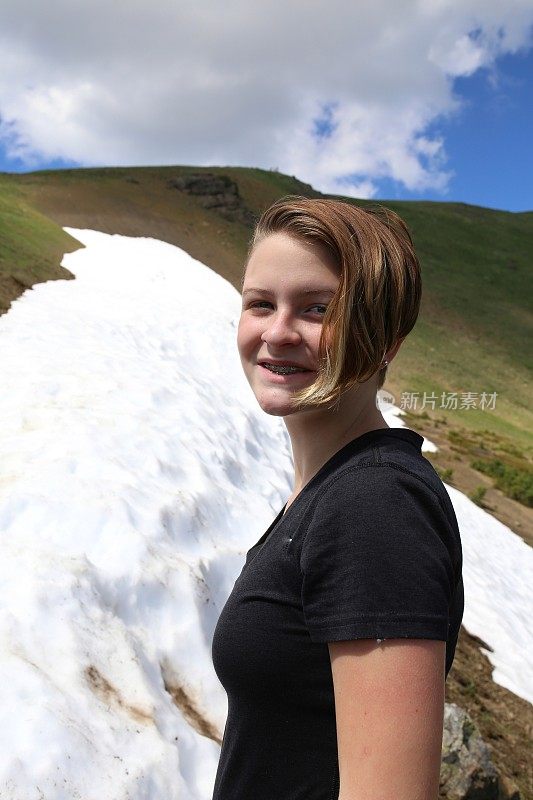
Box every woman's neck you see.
[283,382,387,497]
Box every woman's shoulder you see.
[298,449,463,592]
[317,427,451,508]
[303,431,463,563]
[282,427,461,560]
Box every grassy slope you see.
[0,165,531,795]
[357,198,533,451]
[0,174,81,313]
[3,165,531,455]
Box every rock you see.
[440,703,520,799]
[167,174,236,196]
[166,173,256,226]
[497,775,521,800]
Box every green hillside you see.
[1,165,531,456]
[0,174,81,312]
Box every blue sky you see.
[0,2,531,213]
[372,48,533,212]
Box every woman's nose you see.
[261,310,302,346]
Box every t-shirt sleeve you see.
[300,465,456,643]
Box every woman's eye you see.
[247,302,327,314]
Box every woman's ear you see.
[385,337,405,364]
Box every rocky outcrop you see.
[167,173,256,226]
[440,703,521,799]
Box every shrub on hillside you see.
[468,485,487,507]
[471,458,533,508]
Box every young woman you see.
[211,196,464,800]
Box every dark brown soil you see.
[446,627,533,799]
[391,406,533,548]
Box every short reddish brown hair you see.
[243,195,421,409]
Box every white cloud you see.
[0,0,532,197]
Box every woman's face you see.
[238,231,340,417]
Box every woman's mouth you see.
[259,363,314,381]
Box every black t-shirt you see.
[210,427,464,800]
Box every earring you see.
[381,359,389,367]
